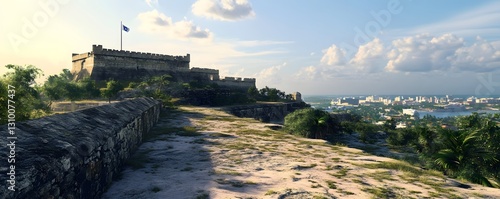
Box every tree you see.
[43,74,68,101]
[100,80,123,103]
[383,118,397,131]
[434,129,494,186]
[1,65,49,123]
[78,77,100,98]
[247,86,259,100]
[43,69,99,111]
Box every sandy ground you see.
[102,106,500,199]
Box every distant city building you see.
[403,109,420,118]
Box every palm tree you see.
[434,129,495,186]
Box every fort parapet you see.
[71,45,255,90]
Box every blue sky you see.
[1,0,500,96]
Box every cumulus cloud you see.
[295,65,318,80]
[255,62,286,84]
[386,33,464,72]
[192,0,255,21]
[450,37,500,72]
[350,38,385,73]
[301,33,500,80]
[138,9,212,40]
[320,44,346,66]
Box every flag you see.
[122,25,130,32]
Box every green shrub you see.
[284,108,339,139]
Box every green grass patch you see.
[204,115,239,122]
[354,161,443,178]
[296,163,317,169]
[325,180,337,189]
[235,129,280,137]
[368,171,394,182]
[329,167,349,179]
[337,188,355,195]
[224,142,257,150]
[265,190,278,195]
[212,169,242,176]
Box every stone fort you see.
[71,45,256,90]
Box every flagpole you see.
[120,21,122,50]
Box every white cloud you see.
[350,38,385,73]
[144,0,158,7]
[295,65,318,80]
[385,33,464,72]
[450,37,500,72]
[138,9,212,40]
[255,62,286,84]
[192,0,255,21]
[307,33,500,80]
[320,44,346,66]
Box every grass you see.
[204,115,239,122]
[265,190,278,195]
[296,163,317,169]
[212,169,242,176]
[354,160,443,178]
[362,186,399,199]
[325,180,337,189]
[235,129,284,138]
[224,142,257,150]
[368,171,394,182]
[337,188,355,195]
[329,167,349,179]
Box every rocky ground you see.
[102,106,500,199]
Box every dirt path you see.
[102,106,500,199]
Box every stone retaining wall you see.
[0,98,161,199]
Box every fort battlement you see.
[71,45,255,90]
[220,77,256,82]
[190,67,219,74]
[88,45,190,62]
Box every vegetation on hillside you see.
[283,108,339,139]
[0,64,294,124]
[284,105,500,188]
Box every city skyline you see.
[1,0,500,95]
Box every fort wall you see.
[0,98,161,199]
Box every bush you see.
[284,108,338,139]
